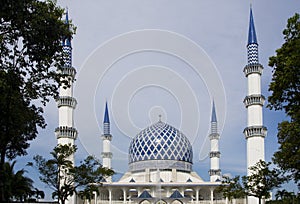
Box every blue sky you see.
[15,0,300,200]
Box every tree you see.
[0,0,74,201]
[242,160,284,204]
[0,160,43,202]
[30,144,114,204]
[268,13,300,186]
[216,176,246,203]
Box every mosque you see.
[56,7,266,204]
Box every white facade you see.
[93,119,225,204]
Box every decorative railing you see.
[57,96,77,108]
[59,66,76,79]
[243,63,263,76]
[243,126,267,139]
[101,152,113,159]
[55,126,78,139]
[209,151,221,158]
[243,94,265,107]
[209,169,221,176]
[102,134,112,141]
[209,133,220,140]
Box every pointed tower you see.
[101,102,113,182]
[55,10,77,204]
[243,7,267,204]
[209,101,221,182]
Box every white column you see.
[195,188,199,203]
[123,188,127,204]
[210,188,214,204]
[93,191,97,204]
[108,188,112,204]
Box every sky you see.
[16,0,300,200]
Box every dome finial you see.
[158,114,162,122]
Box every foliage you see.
[216,175,246,202]
[268,13,300,186]
[267,190,299,204]
[0,160,44,202]
[30,144,77,204]
[0,70,44,164]
[275,189,298,201]
[242,160,284,204]
[30,144,114,204]
[0,0,74,202]
[74,155,114,201]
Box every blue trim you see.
[211,100,217,122]
[65,8,69,25]
[248,8,258,45]
[104,101,110,123]
[170,190,183,199]
[65,38,71,47]
[139,191,152,198]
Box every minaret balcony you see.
[101,152,113,159]
[243,94,265,107]
[102,134,112,141]
[55,126,78,139]
[209,133,220,140]
[243,126,267,139]
[243,63,263,77]
[57,96,77,108]
[59,66,76,79]
[209,169,221,176]
[209,151,220,158]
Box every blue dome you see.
[128,121,193,171]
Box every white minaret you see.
[243,7,267,204]
[101,102,112,182]
[55,10,77,204]
[209,101,221,182]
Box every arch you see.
[98,188,109,201]
[171,199,183,204]
[140,200,151,204]
[156,199,167,204]
[111,188,123,201]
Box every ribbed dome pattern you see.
[129,121,193,164]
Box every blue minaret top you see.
[211,100,217,122]
[104,102,110,123]
[248,7,258,45]
[65,8,69,25]
[64,9,71,47]
[62,9,72,67]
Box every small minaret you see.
[101,102,113,182]
[55,9,77,204]
[209,101,221,182]
[243,7,267,204]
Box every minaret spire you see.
[211,100,217,123]
[209,100,221,182]
[248,7,257,45]
[243,7,267,204]
[104,101,110,123]
[62,8,72,67]
[55,10,77,204]
[101,102,113,182]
